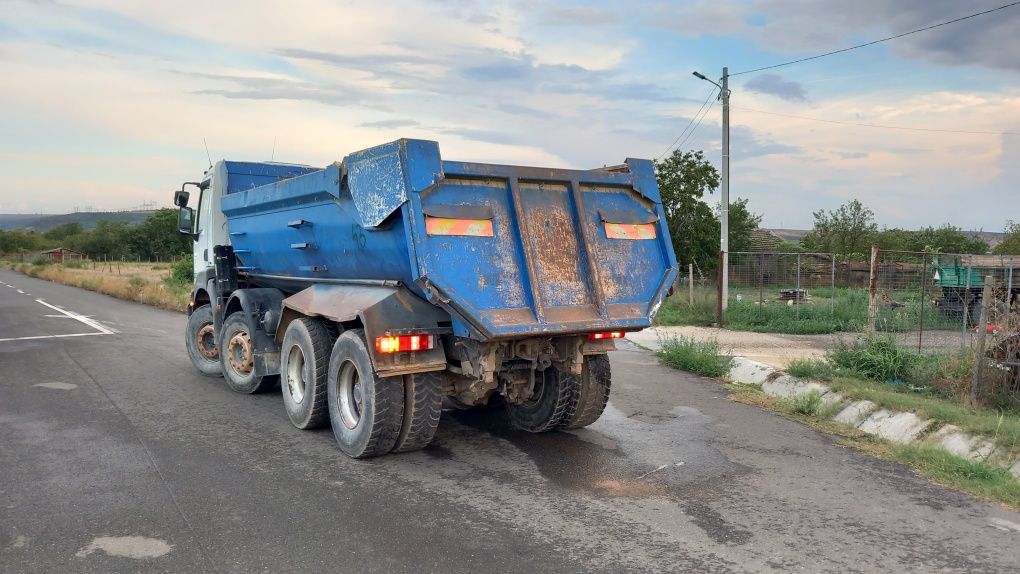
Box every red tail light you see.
[375,334,435,353]
[588,331,625,340]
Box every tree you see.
[726,198,762,253]
[44,222,84,242]
[911,225,987,254]
[801,199,877,259]
[129,208,192,260]
[994,221,1020,255]
[654,149,761,273]
[655,149,720,272]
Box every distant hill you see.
[767,228,1007,250]
[0,211,156,232]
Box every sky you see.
[0,0,1018,230]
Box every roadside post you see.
[971,275,995,403]
[867,244,879,332]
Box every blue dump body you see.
[221,139,678,340]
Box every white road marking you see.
[75,536,173,559]
[33,382,78,390]
[16,289,24,294]
[0,332,105,343]
[0,299,117,343]
[35,299,116,335]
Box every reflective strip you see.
[425,216,494,237]
[604,222,657,240]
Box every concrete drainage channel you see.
[624,330,1020,480]
[726,356,1020,480]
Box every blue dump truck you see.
[174,139,677,458]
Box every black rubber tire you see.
[220,312,278,394]
[185,304,222,377]
[559,354,612,429]
[326,329,404,458]
[392,371,443,453]
[504,366,572,432]
[280,318,337,430]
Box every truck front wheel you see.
[220,312,278,394]
[185,304,222,377]
[326,329,404,458]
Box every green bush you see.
[128,276,148,289]
[170,254,194,284]
[830,336,915,381]
[31,256,54,266]
[657,336,733,378]
[792,389,824,415]
[787,358,835,381]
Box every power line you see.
[735,106,1020,136]
[657,87,717,160]
[730,1,1020,77]
[675,96,718,151]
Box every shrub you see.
[787,359,835,381]
[128,276,148,289]
[657,336,733,378]
[170,254,194,284]
[31,256,54,266]
[792,389,824,415]
[830,336,915,381]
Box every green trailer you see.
[932,255,1018,325]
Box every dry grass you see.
[2,260,189,312]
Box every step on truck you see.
[174,139,677,458]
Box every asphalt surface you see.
[1,267,1019,574]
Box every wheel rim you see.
[519,370,548,408]
[337,360,363,430]
[196,323,218,359]
[286,345,307,404]
[226,330,253,376]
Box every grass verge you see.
[1,260,190,312]
[657,336,733,378]
[725,383,1020,510]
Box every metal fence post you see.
[918,252,927,353]
[795,253,801,319]
[961,256,973,348]
[971,275,996,403]
[830,255,836,319]
[688,263,694,306]
[868,244,879,332]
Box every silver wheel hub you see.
[337,361,363,430]
[286,346,307,404]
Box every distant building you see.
[39,247,85,263]
[749,229,784,252]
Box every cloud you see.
[358,119,421,129]
[540,6,617,26]
[656,0,1020,73]
[743,74,807,102]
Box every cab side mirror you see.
[177,206,195,235]
[174,190,190,207]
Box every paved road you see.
[2,267,1019,573]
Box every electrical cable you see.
[730,1,1020,76]
[657,86,717,160]
[673,95,719,151]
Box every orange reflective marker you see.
[604,223,656,240]
[425,217,494,237]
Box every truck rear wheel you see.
[326,329,404,458]
[559,354,611,429]
[391,371,443,453]
[280,318,337,430]
[505,366,572,432]
[220,312,278,394]
[185,304,222,377]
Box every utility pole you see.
[720,67,731,314]
[692,67,733,324]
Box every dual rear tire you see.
[504,354,612,432]
[325,329,442,458]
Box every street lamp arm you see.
[692,70,722,90]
